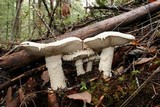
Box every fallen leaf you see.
[115,66,124,75]
[62,2,70,17]
[18,87,25,102]
[67,91,92,103]
[6,87,20,107]
[135,57,154,65]
[6,87,12,104]
[26,77,36,89]
[41,71,49,85]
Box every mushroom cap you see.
[20,37,83,56]
[62,49,95,61]
[20,41,47,56]
[84,31,135,52]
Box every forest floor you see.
[0,1,160,107]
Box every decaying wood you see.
[0,1,160,70]
[0,50,44,70]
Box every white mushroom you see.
[84,31,135,78]
[20,37,83,90]
[83,55,100,72]
[62,49,95,75]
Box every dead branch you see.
[0,65,46,91]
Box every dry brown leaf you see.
[26,77,36,89]
[6,87,20,107]
[41,71,49,85]
[67,91,91,103]
[62,2,70,17]
[18,87,25,102]
[148,46,157,54]
[6,87,12,104]
[135,57,154,65]
[115,66,124,74]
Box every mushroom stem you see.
[75,59,85,75]
[99,47,114,78]
[45,55,66,90]
[86,61,93,72]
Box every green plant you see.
[118,75,125,82]
[80,81,87,91]
[131,70,140,75]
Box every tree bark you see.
[1,1,160,70]
[0,51,44,70]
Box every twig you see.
[147,20,160,47]
[0,45,19,59]
[120,67,160,107]
[42,0,51,17]
[47,0,59,37]
[19,90,47,107]
[146,84,158,107]
[95,95,105,107]
[32,5,57,41]
[0,65,46,91]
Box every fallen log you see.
[58,1,160,40]
[0,50,44,70]
[0,1,160,70]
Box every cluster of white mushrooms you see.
[20,31,135,90]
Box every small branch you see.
[0,65,46,91]
[85,6,131,12]
[95,95,105,107]
[47,0,60,36]
[42,0,51,17]
[32,5,57,41]
[0,45,19,59]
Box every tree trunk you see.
[1,1,160,70]
[0,51,44,70]
[11,0,23,42]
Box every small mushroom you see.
[83,55,100,72]
[62,49,95,75]
[20,37,83,90]
[84,31,135,78]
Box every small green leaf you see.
[131,70,140,75]
[80,82,87,91]
[118,76,125,82]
